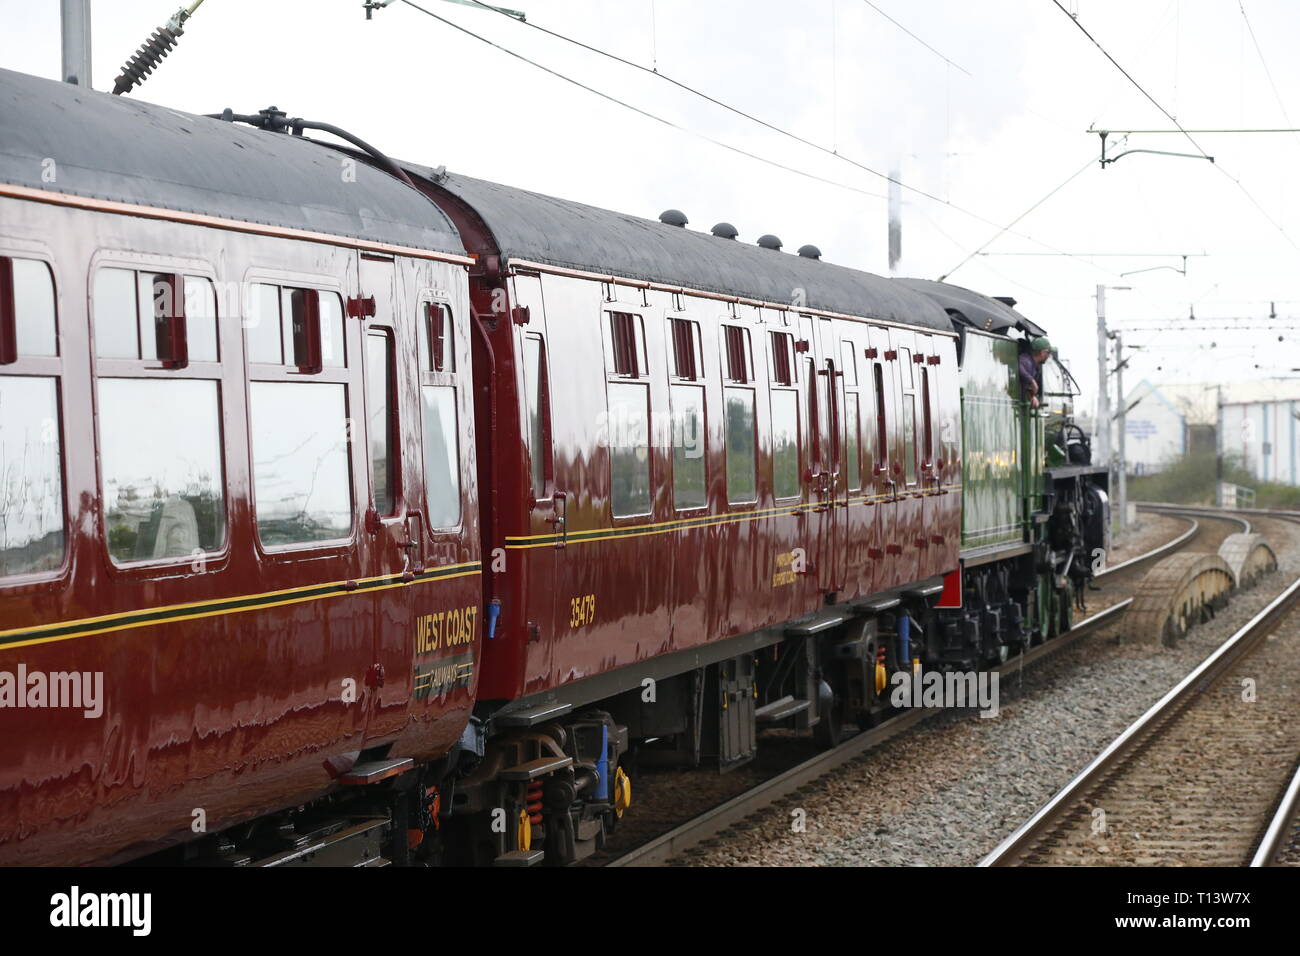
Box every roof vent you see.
[757,234,783,251]
[711,222,739,239]
[797,244,822,260]
[659,209,688,227]
[993,296,1018,308]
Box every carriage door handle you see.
[402,509,425,579]
[551,491,568,549]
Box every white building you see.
[1220,395,1300,487]
[1121,380,1185,475]
[1116,380,1300,484]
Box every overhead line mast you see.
[60,0,92,87]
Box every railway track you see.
[982,533,1300,866]
[604,505,1248,867]
[1252,759,1300,866]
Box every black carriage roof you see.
[894,277,1046,338]
[0,68,463,256]
[407,166,953,332]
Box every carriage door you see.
[797,314,830,592]
[890,328,923,587]
[818,317,848,595]
[866,325,896,593]
[512,273,559,678]
[916,333,941,580]
[358,253,414,736]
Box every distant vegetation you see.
[1129,448,1300,510]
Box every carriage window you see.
[609,311,646,378]
[94,268,219,363]
[1,258,63,576]
[902,393,917,485]
[723,325,751,384]
[314,290,344,369]
[725,387,757,504]
[827,360,841,464]
[845,392,861,491]
[93,268,139,359]
[840,341,858,387]
[806,356,820,465]
[922,368,934,468]
[421,302,455,373]
[250,381,352,545]
[771,388,799,500]
[101,378,225,563]
[671,384,705,510]
[138,274,167,362]
[608,381,651,516]
[6,258,57,357]
[523,333,550,499]
[244,283,344,369]
[185,277,219,363]
[0,376,63,575]
[282,288,343,369]
[247,283,283,364]
[367,331,396,515]
[873,363,887,469]
[90,265,229,565]
[416,295,462,530]
[421,385,461,529]
[669,318,702,381]
[769,331,794,386]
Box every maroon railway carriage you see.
[1,68,963,867]
[402,169,962,862]
[0,70,482,865]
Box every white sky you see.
[5,0,1300,419]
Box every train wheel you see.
[815,693,844,749]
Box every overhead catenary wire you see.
[980,251,1208,257]
[394,0,882,203]
[1052,0,1300,254]
[1090,128,1300,135]
[448,0,1096,257]
[396,0,1122,278]
[1236,1,1300,151]
[1050,0,1211,161]
[858,0,972,76]
[937,147,1118,281]
[451,0,956,209]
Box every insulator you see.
[113,27,181,96]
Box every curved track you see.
[981,582,1300,866]
[605,505,1243,867]
[1252,759,1300,867]
[982,510,1300,867]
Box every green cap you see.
[1031,336,1052,352]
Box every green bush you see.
[1129,448,1300,509]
